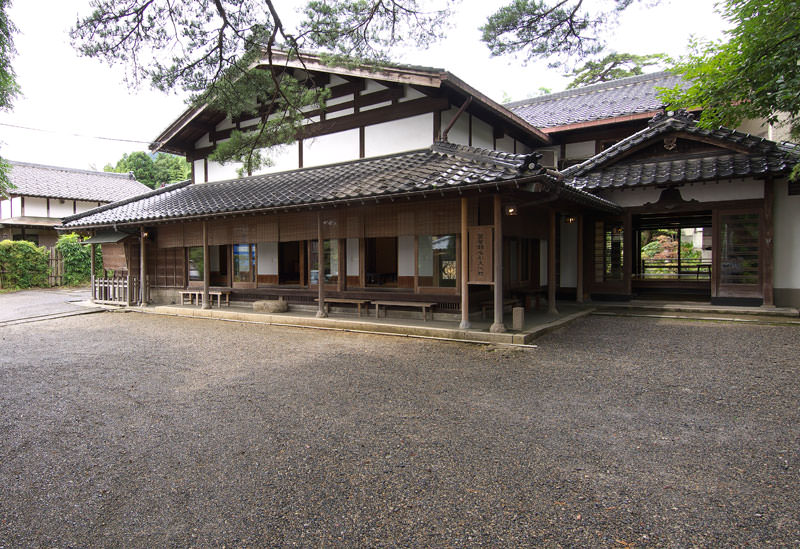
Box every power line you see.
[0,121,153,145]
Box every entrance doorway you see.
[633,212,712,300]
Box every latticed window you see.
[594,221,624,283]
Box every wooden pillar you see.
[548,209,558,314]
[459,197,471,329]
[139,227,146,306]
[202,221,211,309]
[623,211,633,297]
[576,214,584,304]
[490,194,506,333]
[316,213,327,318]
[89,243,96,303]
[762,178,774,306]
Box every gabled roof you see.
[151,51,550,155]
[506,71,686,130]
[63,142,616,229]
[6,161,151,203]
[562,111,800,190]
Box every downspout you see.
[441,97,472,142]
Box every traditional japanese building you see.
[60,57,800,322]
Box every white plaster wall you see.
[681,179,764,201]
[0,198,10,218]
[364,113,433,157]
[398,85,426,102]
[25,197,48,217]
[327,106,354,119]
[535,146,560,168]
[773,179,800,289]
[207,159,240,182]
[495,136,515,153]
[193,159,205,183]
[737,118,770,139]
[441,107,470,147]
[540,240,548,285]
[50,199,74,218]
[257,241,278,275]
[216,115,236,131]
[346,238,359,276]
[254,144,299,175]
[565,140,595,160]
[599,187,663,207]
[11,197,21,216]
[559,219,577,287]
[364,79,387,93]
[304,128,360,167]
[360,101,393,112]
[516,142,533,154]
[398,235,415,276]
[75,200,98,214]
[329,75,348,86]
[195,132,213,149]
[471,116,494,149]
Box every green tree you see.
[0,0,20,197]
[567,52,665,89]
[104,151,190,188]
[661,0,800,168]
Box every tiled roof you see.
[563,111,800,190]
[7,161,151,202]
[506,72,685,129]
[63,143,616,228]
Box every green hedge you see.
[0,240,49,289]
[55,233,102,286]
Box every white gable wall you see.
[304,129,360,168]
[50,199,75,218]
[364,114,432,157]
[25,197,48,217]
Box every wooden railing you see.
[91,275,149,305]
[637,259,712,280]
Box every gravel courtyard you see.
[1,311,798,547]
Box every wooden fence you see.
[48,248,64,287]
[91,275,150,305]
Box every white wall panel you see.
[441,108,469,147]
[471,116,494,149]
[1,198,10,218]
[75,200,98,214]
[193,159,205,183]
[364,113,433,157]
[49,199,74,218]
[398,235,415,276]
[304,129,360,167]
[774,179,800,289]
[25,197,47,217]
[257,241,278,275]
[254,144,299,175]
[565,141,595,160]
[399,85,426,102]
[207,160,240,182]
[495,136,515,153]
[682,179,764,201]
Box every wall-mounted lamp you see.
[504,204,518,216]
[564,216,577,224]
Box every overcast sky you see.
[0,0,726,171]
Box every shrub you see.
[55,233,102,286]
[0,240,49,289]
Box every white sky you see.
[0,0,726,171]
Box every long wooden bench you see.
[315,297,371,316]
[178,289,231,308]
[372,300,436,322]
[480,298,520,320]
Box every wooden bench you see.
[480,298,520,320]
[511,287,547,310]
[315,298,370,316]
[179,289,230,308]
[372,300,436,322]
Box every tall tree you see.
[104,151,191,189]
[0,0,19,196]
[566,52,665,89]
[661,0,800,145]
[480,0,641,67]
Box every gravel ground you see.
[1,311,798,547]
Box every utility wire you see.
[0,121,154,145]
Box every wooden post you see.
[460,197,471,329]
[202,220,211,309]
[317,213,327,318]
[576,214,584,304]
[89,243,96,303]
[623,211,633,297]
[490,194,506,333]
[548,208,558,315]
[139,227,146,306]
[762,177,774,306]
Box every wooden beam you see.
[316,213,327,318]
[460,197,471,329]
[202,221,210,309]
[490,194,506,333]
[548,209,558,314]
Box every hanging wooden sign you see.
[468,226,493,283]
